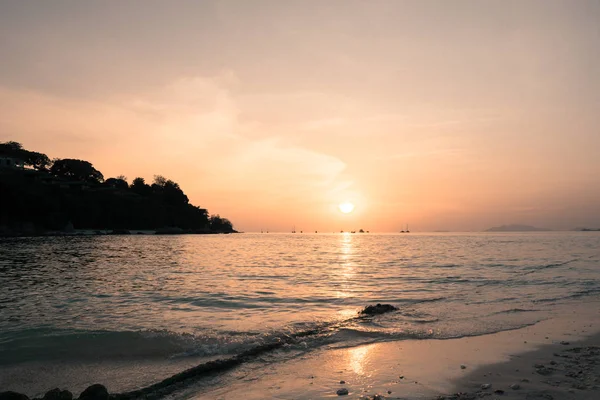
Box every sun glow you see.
[338,202,355,214]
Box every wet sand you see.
[2,303,598,399]
[192,302,599,399]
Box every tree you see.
[0,142,51,170]
[24,151,52,170]
[210,214,234,232]
[105,177,129,189]
[131,177,152,196]
[50,159,104,183]
[0,141,23,152]
[153,175,167,187]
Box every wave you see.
[0,329,260,364]
[521,259,579,275]
[1,302,553,399]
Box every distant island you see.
[485,224,551,232]
[574,227,600,232]
[0,141,236,236]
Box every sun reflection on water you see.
[348,345,372,376]
[335,233,356,298]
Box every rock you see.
[494,389,505,394]
[510,384,520,390]
[43,390,60,400]
[78,384,108,400]
[560,341,570,345]
[521,379,530,383]
[535,366,554,375]
[360,304,398,316]
[340,380,346,384]
[460,364,467,369]
[0,392,30,400]
[42,389,71,400]
[387,390,392,394]
[336,388,349,396]
[399,375,404,379]
[481,383,492,390]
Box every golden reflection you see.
[334,233,355,298]
[348,345,372,376]
[337,308,357,320]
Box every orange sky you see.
[1,1,599,232]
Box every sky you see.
[1,0,599,232]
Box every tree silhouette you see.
[1,143,235,233]
[0,141,51,170]
[50,159,104,183]
[105,177,129,189]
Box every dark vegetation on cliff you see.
[0,142,235,234]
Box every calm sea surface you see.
[1,232,600,393]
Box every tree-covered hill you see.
[0,142,235,234]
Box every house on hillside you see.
[0,155,25,170]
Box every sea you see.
[1,232,600,397]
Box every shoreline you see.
[191,302,600,399]
[0,229,238,238]
[2,303,599,399]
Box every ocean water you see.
[1,232,600,395]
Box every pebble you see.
[336,388,349,396]
[481,383,492,390]
[339,381,346,384]
[522,379,530,383]
[460,364,466,369]
[560,341,570,345]
[510,384,521,390]
[494,389,505,395]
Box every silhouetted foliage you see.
[51,159,104,183]
[0,143,235,234]
[210,214,234,232]
[105,177,129,189]
[0,141,23,152]
[131,177,153,196]
[0,141,51,170]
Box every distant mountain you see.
[485,224,551,232]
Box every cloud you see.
[0,75,350,221]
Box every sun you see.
[338,202,355,214]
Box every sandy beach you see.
[190,301,599,400]
[1,303,599,400]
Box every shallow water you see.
[1,232,600,394]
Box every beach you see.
[3,304,599,400]
[189,301,600,400]
[1,233,600,399]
